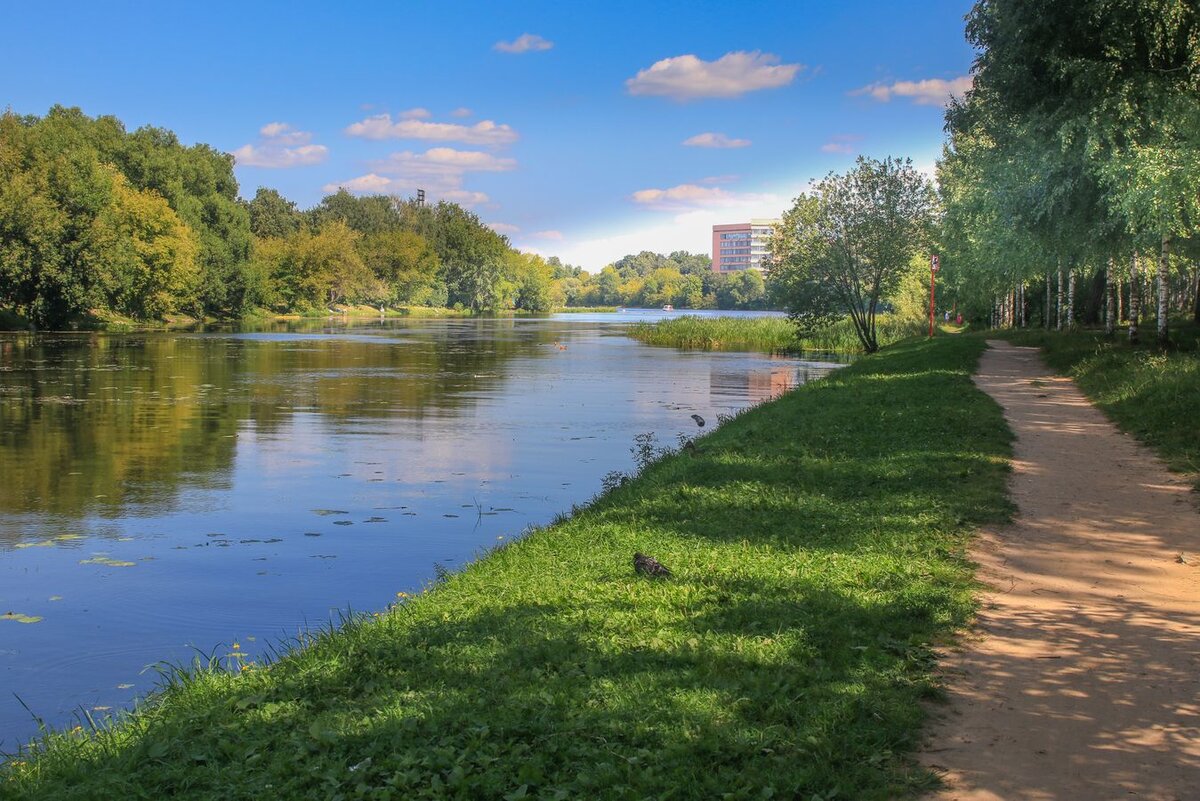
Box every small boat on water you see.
[662,304,674,311]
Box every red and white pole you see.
[929,255,939,337]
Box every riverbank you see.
[2,336,1012,800]
[627,314,926,354]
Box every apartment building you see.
[711,219,779,273]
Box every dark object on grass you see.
[634,552,672,578]
[691,414,705,427]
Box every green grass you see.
[1002,321,1200,485]
[626,315,927,355]
[2,337,1012,801]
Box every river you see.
[0,310,841,748]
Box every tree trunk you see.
[1067,267,1076,330]
[1157,234,1170,346]
[1045,272,1052,329]
[1056,267,1064,331]
[1105,258,1116,336]
[1193,263,1200,324]
[1129,252,1140,345]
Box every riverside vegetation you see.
[627,314,926,355]
[0,107,775,330]
[2,336,1013,800]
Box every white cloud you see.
[371,148,517,176]
[325,146,512,206]
[532,230,564,240]
[494,33,554,54]
[851,75,973,106]
[630,182,782,212]
[819,134,862,154]
[626,51,802,100]
[682,132,751,149]
[553,205,785,271]
[233,123,328,168]
[345,114,519,146]
[488,222,520,234]
[451,107,472,118]
[322,173,490,207]
[399,107,432,120]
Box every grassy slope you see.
[3,336,1011,801]
[1005,322,1200,484]
[626,315,926,355]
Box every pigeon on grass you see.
[633,552,672,578]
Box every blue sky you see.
[5,0,976,268]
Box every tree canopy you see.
[770,156,937,353]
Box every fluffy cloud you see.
[488,222,520,234]
[398,107,432,119]
[851,75,973,106]
[322,173,490,206]
[554,205,784,271]
[682,132,751,149]
[324,146,513,206]
[630,182,781,212]
[345,114,518,146]
[371,148,517,176]
[819,134,862,154]
[532,230,564,240]
[450,107,472,118]
[232,123,328,168]
[494,33,553,54]
[626,51,802,100]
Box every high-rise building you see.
[711,219,779,273]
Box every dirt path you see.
[923,340,1200,801]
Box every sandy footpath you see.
[923,340,1200,801]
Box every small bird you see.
[690,414,705,428]
[634,552,672,578]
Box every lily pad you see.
[1,612,43,624]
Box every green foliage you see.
[771,157,937,353]
[1,336,1011,800]
[940,0,1200,332]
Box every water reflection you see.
[0,313,841,746]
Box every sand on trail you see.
[922,339,1200,801]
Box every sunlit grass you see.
[1,336,1012,800]
[626,314,927,355]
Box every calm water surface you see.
[0,311,840,747]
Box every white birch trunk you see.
[1157,234,1170,346]
[1056,267,1064,331]
[1105,258,1116,335]
[1067,267,1076,331]
[1129,252,1140,344]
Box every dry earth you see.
[923,340,1200,801]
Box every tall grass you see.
[627,314,926,355]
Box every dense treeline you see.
[0,106,774,328]
[939,0,1200,342]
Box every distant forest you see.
[0,107,772,328]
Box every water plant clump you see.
[626,314,925,355]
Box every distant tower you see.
[416,189,426,206]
